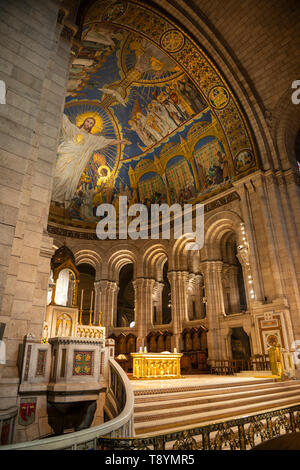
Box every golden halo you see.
[76,111,103,134]
[97,164,111,184]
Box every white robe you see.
[52,114,119,204]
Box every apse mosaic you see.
[49,0,258,228]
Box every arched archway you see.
[116,263,134,327]
[77,263,96,324]
[230,327,251,361]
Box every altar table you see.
[131,351,182,379]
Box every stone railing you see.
[0,358,134,450]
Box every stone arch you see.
[74,249,102,279]
[142,243,168,280]
[106,249,138,282]
[220,231,237,264]
[273,88,300,172]
[204,209,244,259]
[204,210,250,313]
[170,235,193,271]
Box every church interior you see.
[0,0,300,451]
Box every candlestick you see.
[80,289,84,310]
[90,290,94,310]
[98,312,102,327]
[89,290,94,326]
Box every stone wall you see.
[0,0,74,410]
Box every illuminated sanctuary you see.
[0,0,300,450]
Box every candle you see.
[80,289,84,310]
[90,290,94,310]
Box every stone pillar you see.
[93,280,119,337]
[152,281,164,325]
[94,280,108,327]
[265,172,300,324]
[133,278,155,350]
[223,328,232,360]
[227,265,241,313]
[198,274,205,319]
[255,176,284,298]
[243,323,257,357]
[168,271,188,351]
[187,274,204,319]
[200,261,226,361]
[109,282,119,331]
[235,182,264,301]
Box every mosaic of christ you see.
[50,20,241,226]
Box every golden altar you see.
[131,351,182,379]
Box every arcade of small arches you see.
[48,210,255,374]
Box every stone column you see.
[223,328,232,360]
[168,271,188,351]
[187,274,204,319]
[235,181,264,301]
[94,280,119,337]
[255,175,284,298]
[133,278,155,350]
[94,280,108,326]
[152,281,164,325]
[243,323,257,357]
[108,282,119,333]
[200,261,226,361]
[227,265,241,313]
[197,274,205,319]
[265,172,300,320]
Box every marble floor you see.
[130,374,274,392]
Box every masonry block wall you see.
[0,0,73,420]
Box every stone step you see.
[134,387,300,423]
[235,371,274,377]
[133,379,300,436]
[133,377,276,398]
[135,394,300,436]
[134,382,300,412]
[134,379,296,404]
